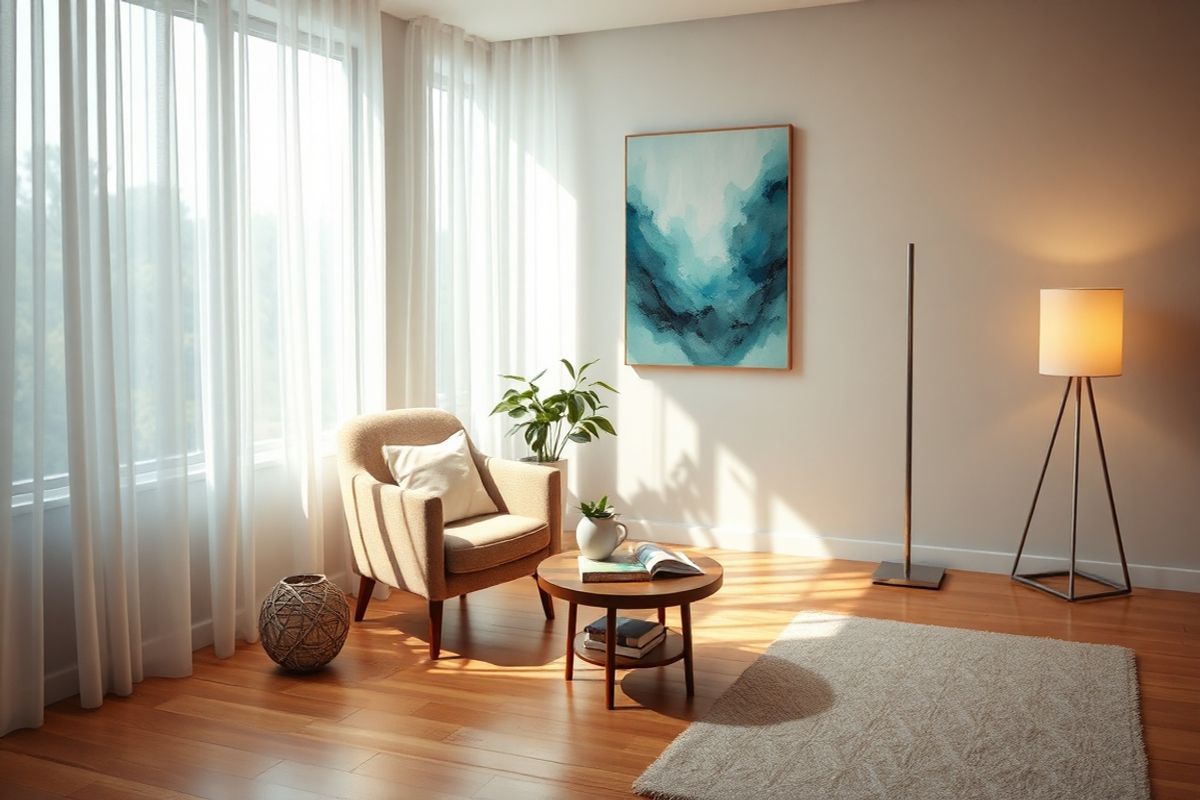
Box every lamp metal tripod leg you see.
[1068,377,1082,600]
[1013,376,1132,601]
[1012,377,1074,576]
[1086,378,1132,591]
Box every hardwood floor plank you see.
[133,674,361,722]
[0,750,95,796]
[68,776,204,800]
[351,751,496,797]
[153,695,318,734]
[472,773,629,800]
[53,698,376,773]
[305,706,462,743]
[39,706,279,779]
[0,730,315,800]
[317,730,638,792]
[257,760,467,800]
[0,784,69,800]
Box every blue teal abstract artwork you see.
[626,125,791,369]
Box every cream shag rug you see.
[635,612,1148,800]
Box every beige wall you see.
[557,0,1200,588]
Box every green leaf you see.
[560,359,576,380]
[567,394,586,423]
[507,408,527,418]
[500,373,526,382]
[588,416,616,436]
[530,369,547,383]
[591,380,618,393]
[568,431,591,444]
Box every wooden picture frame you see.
[624,124,793,370]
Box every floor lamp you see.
[1011,288,1132,601]
[872,244,945,590]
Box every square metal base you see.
[872,561,945,590]
[1013,569,1131,602]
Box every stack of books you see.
[583,616,666,659]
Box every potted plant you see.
[490,359,618,511]
[575,496,628,560]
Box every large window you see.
[9,0,361,501]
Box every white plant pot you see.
[576,516,629,561]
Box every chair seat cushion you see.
[443,513,549,574]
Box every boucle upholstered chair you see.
[337,408,561,659]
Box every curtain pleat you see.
[1,0,43,740]
[397,19,573,457]
[1,0,385,735]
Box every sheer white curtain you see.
[1,0,384,735]
[395,18,575,456]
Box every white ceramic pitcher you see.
[576,516,628,560]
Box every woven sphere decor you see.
[258,574,350,673]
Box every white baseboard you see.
[43,664,80,706]
[44,616,220,707]
[624,517,1200,594]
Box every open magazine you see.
[578,542,704,583]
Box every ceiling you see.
[378,0,861,41]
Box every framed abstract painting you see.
[625,124,792,369]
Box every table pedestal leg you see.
[681,602,695,697]
[605,607,617,709]
[658,607,666,626]
[565,602,577,680]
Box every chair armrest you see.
[485,458,562,555]
[342,471,447,600]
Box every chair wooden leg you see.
[429,600,444,660]
[354,576,376,622]
[534,574,555,620]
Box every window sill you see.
[9,442,337,515]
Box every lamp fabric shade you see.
[1039,289,1124,377]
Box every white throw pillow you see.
[381,430,499,523]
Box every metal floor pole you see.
[873,243,944,590]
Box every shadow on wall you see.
[1132,271,1200,456]
[576,145,1200,575]
[600,129,838,557]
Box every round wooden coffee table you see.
[536,547,723,709]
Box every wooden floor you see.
[3,547,1199,799]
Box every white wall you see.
[558,0,1200,589]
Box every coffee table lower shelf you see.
[572,630,685,670]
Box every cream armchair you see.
[337,408,561,659]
